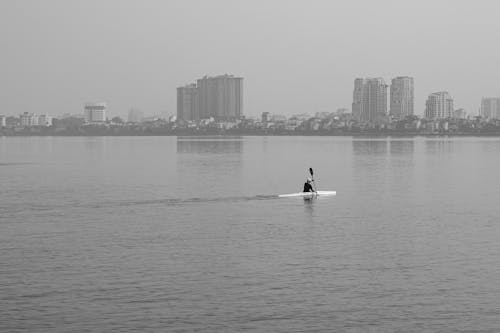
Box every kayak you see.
[278,191,336,198]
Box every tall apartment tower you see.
[84,102,107,123]
[480,97,500,119]
[197,74,243,120]
[425,92,454,119]
[176,84,199,121]
[390,77,414,119]
[128,108,144,123]
[352,78,388,123]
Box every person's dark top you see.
[303,182,314,192]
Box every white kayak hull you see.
[278,190,336,198]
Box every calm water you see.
[1,136,500,332]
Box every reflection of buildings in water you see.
[176,137,244,187]
[261,136,268,153]
[389,140,414,155]
[389,140,415,176]
[352,139,388,155]
[353,139,415,156]
[352,139,417,196]
[425,139,454,155]
[351,139,389,192]
[176,137,243,154]
[83,136,107,158]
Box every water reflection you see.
[389,140,414,155]
[424,139,454,155]
[352,139,388,155]
[176,136,243,154]
[176,137,244,196]
[352,139,417,201]
[82,136,107,156]
[389,140,415,172]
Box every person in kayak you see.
[303,178,316,193]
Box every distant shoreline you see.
[3,131,500,138]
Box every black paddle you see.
[309,167,317,193]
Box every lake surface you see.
[1,136,500,332]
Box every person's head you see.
[306,178,312,183]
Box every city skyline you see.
[2,1,500,118]
[1,73,497,121]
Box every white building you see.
[20,112,31,126]
[20,112,38,126]
[38,114,53,126]
[425,92,454,119]
[84,102,107,123]
[0,115,6,127]
[19,113,53,127]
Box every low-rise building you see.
[19,113,53,127]
[261,112,270,124]
[453,108,467,119]
[38,115,53,126]
[20,112,38,127]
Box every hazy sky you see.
[1,0,500,118]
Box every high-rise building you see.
[425,92,454,119]
[0,115,6,127]
[390,77,414,119]
[177,75,243,121]
[84,102,107,123]
[480,97,500,119]
[197,74,243,120]
[128,108,144,123]
[176,84,199,121]
[352,78,388,123]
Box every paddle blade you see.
[309,167,314,177]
